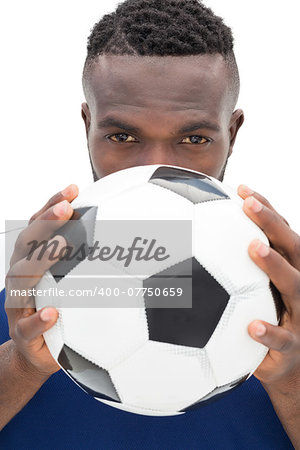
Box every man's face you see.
[82,54,244,181]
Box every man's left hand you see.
[238,184,300,390]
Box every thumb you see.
[16,307,58,342]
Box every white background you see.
[0,0,299,233]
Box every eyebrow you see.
[178,121,221,133]
[98,116,221,134]
[98,117,140,134]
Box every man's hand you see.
[238,184,300,447]
[238,184,300,387]
[4,184,79,377]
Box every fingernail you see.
[246,196,263,213]
[253,239,270,258]
[254,321,267,337]
[61,184,74,197]
[240,184,254,196]
[40,308,54,322]
[53,200,69,217]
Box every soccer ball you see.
[35,165,279,416]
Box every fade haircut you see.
[82,0,240,109]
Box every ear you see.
[81,103,98,181]
[228,109,244,156]
[81,103,91,139]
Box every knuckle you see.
[5,262,22,288]
[8,326,16,341]
[4,296,11,313]
[12,319,24,340]
[28,213,38,225]
[39,197,54,214]
[9,253,16,267]
[256,193,270,207]
[280,215,290,228]
[262,209,278,230]
[28,192,62,224]
[48,192,63,208]
[293,277,300,298]
[4,268,20,292]
[259,193,267,203]
[13,228,32,257]
[293,234,300,258]
[15,320,27,341]
[278,332,294,353]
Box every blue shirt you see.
[0,289,293,449]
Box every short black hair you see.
[82,0,240,108]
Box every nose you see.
[136,143,180,168]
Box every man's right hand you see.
[4,184,79,378]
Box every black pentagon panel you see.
[149,166,229,204]
[145,257,230,348]
[50,206,98,282]
[58,344,120,402]
[147,257,192,278]
[181,374,249,412]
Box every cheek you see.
[88,134,111,178]
[88,134,138,178]
[192,138,230,178]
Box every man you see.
[1,0,299,448]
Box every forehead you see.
[85,54,231,120]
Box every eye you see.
[181,136,210,144]
[107,133,137,143]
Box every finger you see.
[243,195,299,264]
[248,320,295,353]
[249,239,300,312]
[5,235,66,311]
[8,234,66,287]
[13,307,59,343]
[28,184,79,224]
[11,200,73,266]
[238,184,290,226]
[238,185,276,212]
